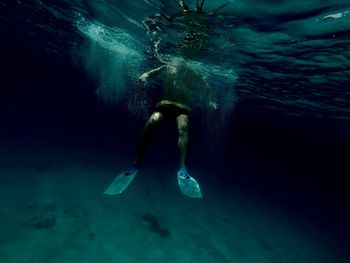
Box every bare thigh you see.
[176,114,189,133]
[146,111,165,127]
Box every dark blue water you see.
[0,0,349,262]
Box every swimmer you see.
[135,58,217,170]
[103,58,217,198]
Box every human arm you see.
[138,65,168,85]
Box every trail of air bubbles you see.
[76,15,144,104]
[77,15,142,60]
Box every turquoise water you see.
[1,0,349,124]
[0,1,349,262]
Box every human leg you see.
[176,114,203,198]
[133,112,165,166]
[104,112,164,195]
[176,114,189,168]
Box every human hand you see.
[209,101,218,110]
[138,73,148,86]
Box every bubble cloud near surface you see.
[77,16,144,104]
[76,16,238,127]
[3,0,348,126]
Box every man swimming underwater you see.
[104,59,217,198]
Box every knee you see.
[148,112,162,126]
[178,121,189,136]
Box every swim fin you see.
[103,166,138,195]
[177,167,203,198]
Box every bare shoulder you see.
[166,64,176,70]
[165,64,177,74]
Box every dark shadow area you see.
[142,213,171,238]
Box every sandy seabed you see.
[0,151,345,263]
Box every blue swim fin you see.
[177,167,203,198]
[103,165,138,195]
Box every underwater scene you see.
[0,0,349,262]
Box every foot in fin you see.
[103,165,139,195]
[177,167,203,198]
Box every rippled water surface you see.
[1,0,349,126]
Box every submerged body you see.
[104,60,215,198]
[137,59,215,168]
[139,60,209,112]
